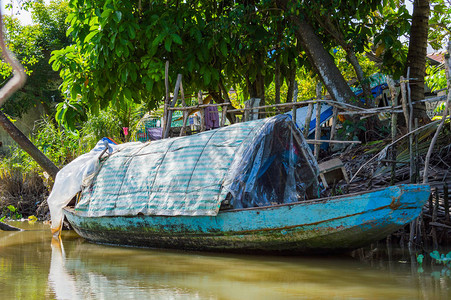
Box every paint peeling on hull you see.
[64,184,430,253]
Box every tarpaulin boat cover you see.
[75,114,319,217]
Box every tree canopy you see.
[43,0,450,126]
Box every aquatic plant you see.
[429,251,451,267]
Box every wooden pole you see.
[314,101,321,159]
[292,85,298,126]
[391,79,398,185]
[330,106,338,140]
[303,103,314,138]
[163,74,182,139]
[220,105,227,127]
[198,91,206,132]
[180,81,188,137]
[414,118,419,182]
[162,61,170,138]
[244,100,250,122]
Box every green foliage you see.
[425,64,447,93]
[1,0,70,119]
[430,250,451,267]
[429,0,451,50]
[338,119,367,141]
[0,117,81,177]
[3,205,22,220]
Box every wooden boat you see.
[63,184,430,253]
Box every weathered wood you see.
[303,103,314,138]
[400,76,410,127]
[163,74,182,138]
[330,107,338,140]
[0,221,22,231]
[220,105,227,127]
[162,61,170,138]
[244,100,250,122]
[314,101,321,159]
[391,79,398,186]
[198,91,206,132]
[227,99,365,113]
[0,111,59,179]
[292,88,298,126]
[168,103,230,110]
[305,139,361,144]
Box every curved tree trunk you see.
[275,0,357,105]
[406,0,430,120]
[0,111,59,179]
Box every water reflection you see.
[1,222,451,299]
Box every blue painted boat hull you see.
[63,184,430,253]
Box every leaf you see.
[113,11,122,23]
[203,70,211,86]
[171,33,182,45]
[375,43,385,57]
[165,38,172,52]
[84,31,97,43]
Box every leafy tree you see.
[1,0,70,118]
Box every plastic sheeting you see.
[47,138,117,233]
[74,115,319,218]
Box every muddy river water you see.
[1,221,450,299]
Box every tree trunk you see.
[275,54,281,104]
[0,221,22,231]
[406,0,430,120]
[0,111,59,179]
[276,0,357,105]
[286,62,296,102]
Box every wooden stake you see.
[304,103,314,138]
[220,105,227,127]
[330,106,338,141]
